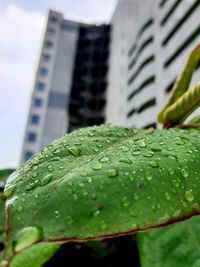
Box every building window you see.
[40,67,48,76]
[34,98,43,107]
[46,40,53,49]
[36,82,45,91]
[24,151,34,161]
[50,16,58,24]
[31,114,40,124]
[27,132,37,142]
[42,53,51,62]
[48,27,56,35]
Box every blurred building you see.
[106,0,200,128]
[20,10,110,162]
[21,1,200,162]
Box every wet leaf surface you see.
[2,125,200,265]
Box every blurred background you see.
[1,0,200,169]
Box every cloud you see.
[0,5,45,168]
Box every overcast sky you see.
[0,0,117,169]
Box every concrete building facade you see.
[106,0,200,128]
[20,10,110,162]
[21,1,200,162]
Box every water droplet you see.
[32,171,38,178]
[14,226,43,253]
[4,185,16,198]
[136,139,146,147]
[173,179,181,188]
[26,182,36,191]
[107,169,119,178]
[66,216,74,225]
[130,207,137,217]
[93,148,99,153]
[121,196,130,207]
[78,182,84,187]
[68,147,81,157]
[132,151,141,156]
[143,151,154,157]
[59,166,64,170]
[17,206,23,212]
[158,213,170,223]
[73,194,78,200]
[48,157,61,162]
[151,205,157,211]
[181,200,188,208]
[82,191,88,196]
[47,165,53,172]
[181,168,189,178]
[80,170,87,177]
[84,177,91,184]
[185,190,194,202]
[99,157,109,163]
[173,209,181,217]
[92,209,101,217]
[131,222,138,228]
[148,161,159,168]
[151,147,161,152]
[165,192,171,200]
[91,193,97,200]
[99,220,107,229]
[92,162,103,170]
[41,174,53,186]
[145,173,153,181]
[168,168,174,175]
[175,140,185,145]
[54,210,60,218]
[133,193,139,200]
[122,146,130,152]
[119,158,132,164]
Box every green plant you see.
[1,44,200,267]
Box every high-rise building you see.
[20,10,110,162]
[106,0,200,128]
[21,1,200,163]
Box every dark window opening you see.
[128,55,155,85]
[128,75,155,100]
[128,36,154,70]
[36,82,45,91]
[128,18,154,57]
[160,0,182,26]
[31,115,40,124]
[165,79,176,93]
[27,132,37,143]
[34,98,43,107]
[138,98,156,113]
[24,151,34,161]
[143,123,157,129]
[164,24,200,68]
[127,108,136,118]
[159,0,168,8]
[162,0,200,46]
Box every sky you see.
[0,0,117,169]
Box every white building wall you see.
[107,0,200,129]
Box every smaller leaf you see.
[158,44,200,124]
[137,215,200,267]
[9,243,60,267]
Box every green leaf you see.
[10,243,60,267]
[0,170,15,242]
[137,215,200,267]
[163,82,200,125]
[158,44,200,124]
[2,125,200,265]
[188,114,200,126]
